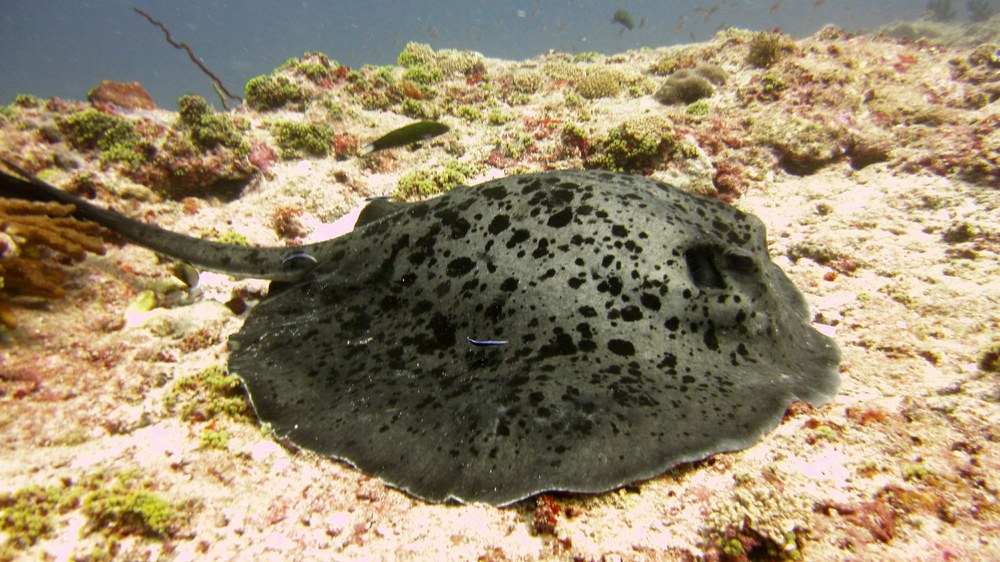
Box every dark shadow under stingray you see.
[1,164,841,506]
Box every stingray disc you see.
[228,170,841,505]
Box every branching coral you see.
[0,197,107,328]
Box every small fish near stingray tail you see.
[359,120,450,155]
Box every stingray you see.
[0,164,841,506]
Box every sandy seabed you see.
[0,19,998,562]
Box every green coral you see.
[573,52,602,62]
[903,464,934,482]
[686,99,710,116]
[0,485,74,548]
[269,121,333,158]
[164,364,250,422]
[402,63,443,85]
[436,49,486,76]
[512,70,544,94]
[394,161,477,199]
[57,108,147,168]
[761,73,789,96]
[0,471,182,553]
[281,52,337,83]
[82,474,178,539]
[487,109,513,125]
[321,99,345,120]
[245,75,306,111]
[400,98,439,120]
[495,133,535,160]
[812,424,837,441]
[397,42,436,67]
[12,94,43,108]
[573,67,625,99]
[369,65,399,88]
[200,228,250,246]
[177,95,249,155]
[455,105,482,122]
[592,115,674,173]
[747,31,796,68]
[200,428,230,450]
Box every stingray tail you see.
[0,160,317,281]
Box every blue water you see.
[0,1,944,109]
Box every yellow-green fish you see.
[359,121,450,155]
[612,9,634,31]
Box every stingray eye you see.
[721,250,756,274]
[683,245,726,290]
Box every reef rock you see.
[87,80,157,110]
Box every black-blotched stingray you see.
[0,163,840,506]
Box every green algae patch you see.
[394,160,477,200]
[397,42,436,68]
[177,95,249,155]
[0,484,77,549]
[402,63,443,86]
[57,108,149,168]
[81,472,179,539]
[281,52,339,83]
[164,364,251,422]
[245,75,306,111]
[747,31,798,68]
[199,227,251,246]
[269,121,333,158]
[0,470,184,556]
[199,427,230,450]
[589,115,675,173]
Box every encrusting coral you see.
[0,196,107,328]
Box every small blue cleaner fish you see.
[466,337,509,346]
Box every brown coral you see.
[0,197,107,328]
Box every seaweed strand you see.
[133,7,243,109]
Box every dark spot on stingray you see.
[640,292,661,311]
[488,214,510,235]
[547,207,573,228]
[620,306,643,322]
[506,228,531,248]
[500,277,519,292]
[447,257,476,277]
[607,339,636,357]
[2,164,841,507]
